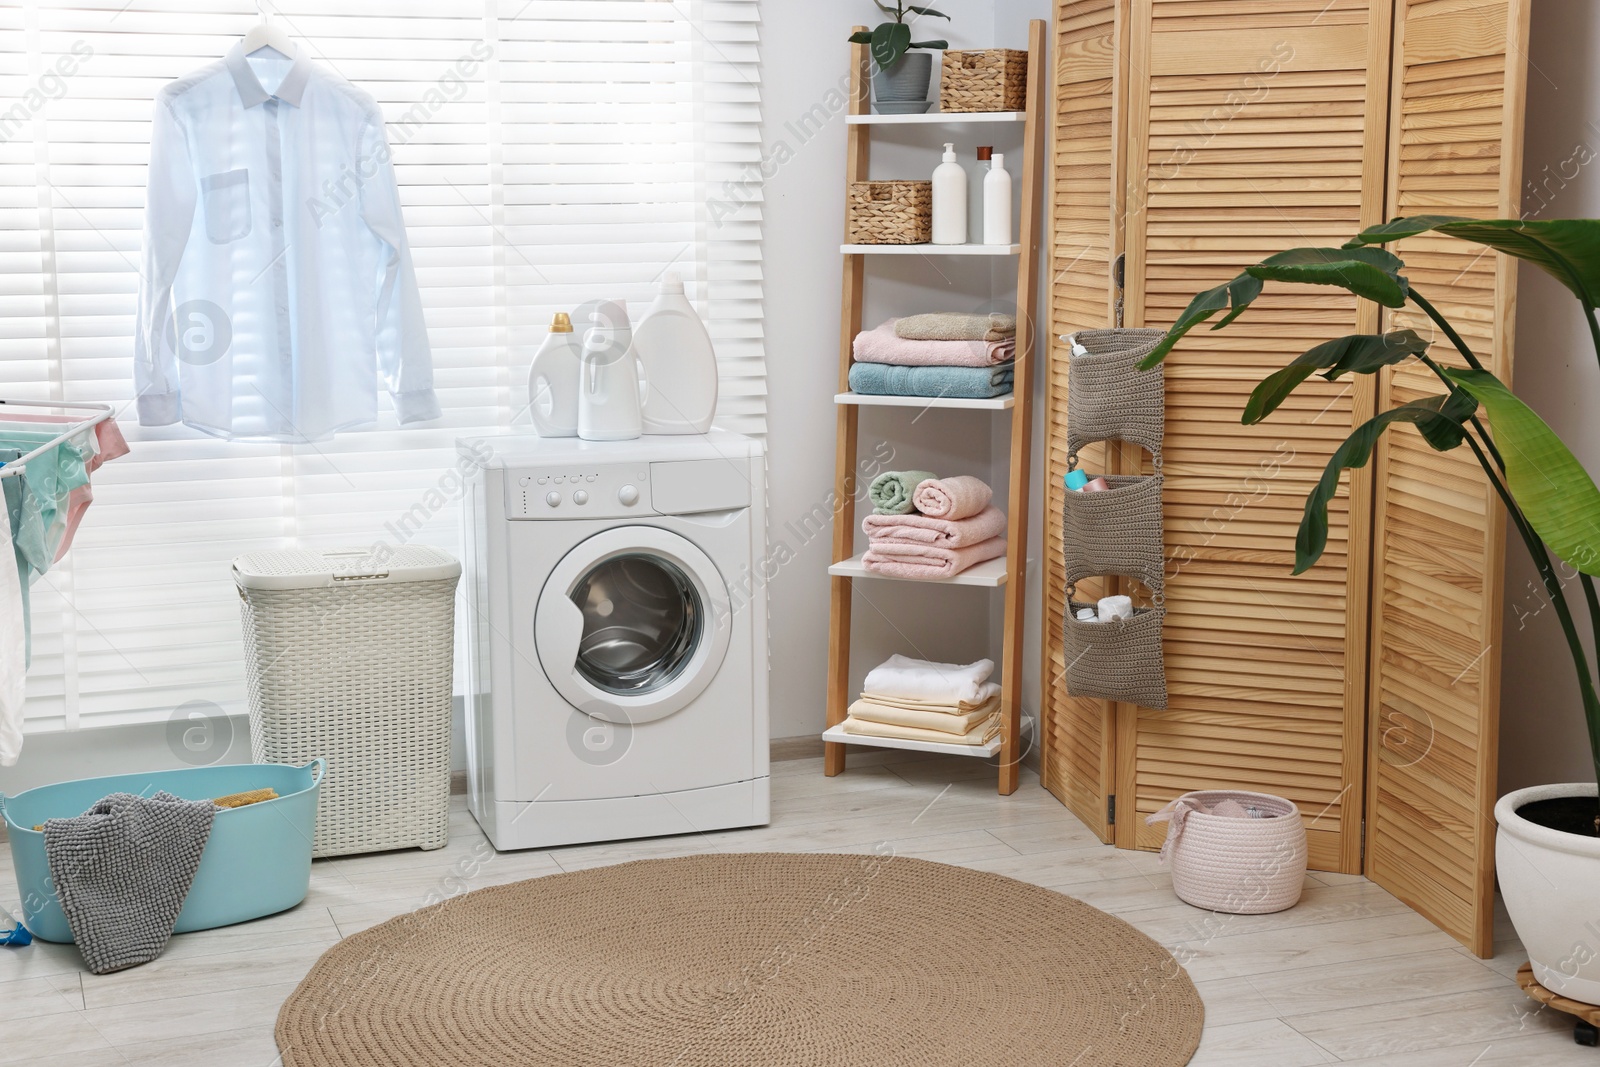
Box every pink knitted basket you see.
[1147,789,1308,914]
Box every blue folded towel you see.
[849,360,1014,400]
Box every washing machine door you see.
[534,526,732,725]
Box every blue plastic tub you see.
[0,759,324,944]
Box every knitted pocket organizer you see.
[1060,473,1165,592]
[1061,328,1169,709]
[1062,599,1169,710]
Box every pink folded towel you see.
[912,475,993,520]
[862,537,1007,580]
[853,319,1016,368]
[862,506,1007,548]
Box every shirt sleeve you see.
[134,90,196,427]
[359,115,441,425]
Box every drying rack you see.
[0,400,113,478]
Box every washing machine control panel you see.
[507,466,652,519]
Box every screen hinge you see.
[1111,253,1126,328]
[1107,794,1116,826]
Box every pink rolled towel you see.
[862,537,1007,580]
[862,506,1007,548]
[912,475,993,520]
[853,319,1016,368]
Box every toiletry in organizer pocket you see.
[1061,328,1169,710]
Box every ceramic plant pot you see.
[873,51,933,105]
[1496,782,1600,1003]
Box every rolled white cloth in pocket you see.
[1097,595,1134,622]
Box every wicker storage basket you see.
[1148,790,1308,914]
[940,48,1029,112]
[1063,600,1168,709]
[234,545,460,858]
[848,180,932,244]
[1061,474,1166,593]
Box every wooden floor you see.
[0,748,1585,1066]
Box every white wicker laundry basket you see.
[1147,789,1308,914]
[234,546,460,859]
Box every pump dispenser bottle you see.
[932,142,968,245]
[984,152,1013,245]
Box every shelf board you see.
[846,110,1028,125]
[840,243,1021,256]
[821,722,1002,758]
[834,391,1015,411]
[828,554,1009,587]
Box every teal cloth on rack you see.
[848,360,1015,400]
[0,436,93,666]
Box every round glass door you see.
[570,554,703,695]
[534,525,732,724]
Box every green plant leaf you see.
[848,30,874,43]
[1444,367,1600,575]
[1346,216,1600,308]
[1136,271,1262,369]
[873,0,898,17]
[1295,393,1476,574]
[1243,330,1430,425]
[905,5,952,18]
[1244,246,1410,307]
[870,22,912,67]
[909,40,949,49]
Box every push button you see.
[573,490,589,505]
[618,484,639,506]
[545,492,561,508]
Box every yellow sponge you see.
[212,787,278,809]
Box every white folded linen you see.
[861,654,994,705]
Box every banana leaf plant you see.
[847,1,951,70]
[1137,218,1600,814]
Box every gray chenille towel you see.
[44,790,216,974]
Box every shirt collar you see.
[225,42,311,108]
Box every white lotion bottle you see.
[984,152,1012,245]
[932,142,968,245]
[635,272,718,434]
[527,311,581,437]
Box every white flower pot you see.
[1496,782,1600,1003]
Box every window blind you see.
[0,0,765,734]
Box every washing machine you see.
[460,429,769,851]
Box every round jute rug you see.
[276,852,1203,1066]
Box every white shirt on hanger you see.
[135,43,441,443]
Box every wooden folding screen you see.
[1365,0,1530,957]
[1042,0,1528,955]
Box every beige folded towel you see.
[848,695,1000,734]
[842,710,1002,746]
[859,682,1000,711]
[895,312,1017,342]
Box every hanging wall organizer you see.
[1060,328,1167,711]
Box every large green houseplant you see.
[1141,216,1600,999]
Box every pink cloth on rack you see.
[3,414,130,562]
[911,475,993,520]
[852,319,1016,368]
[862,506,1007,548]
[861,537,1006,580]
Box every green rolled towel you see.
[869,470,937,515]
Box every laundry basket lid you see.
[232,545,461,591]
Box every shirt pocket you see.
[201,168,252,244]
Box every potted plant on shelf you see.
[848,2,950,113]
[1139,217,1600,1003]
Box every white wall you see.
[759,0,1055,741]
[1497,0,1600,791]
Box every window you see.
[0,0,764,733]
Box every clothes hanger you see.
[241,1,296,59]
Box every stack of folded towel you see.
[849,313,1017,400]
[863,473,1006,579]
[842,655,1002,746]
